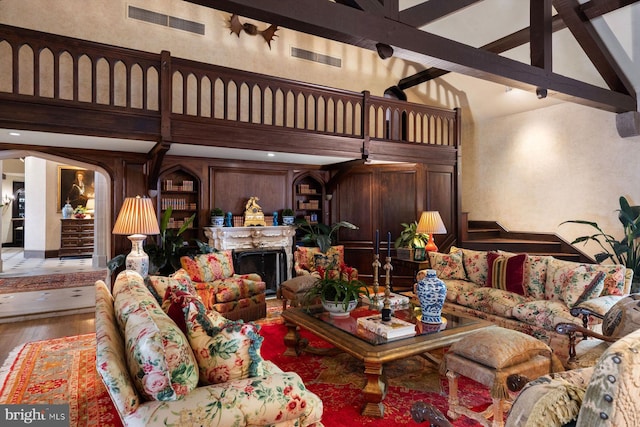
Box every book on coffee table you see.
[356,313,416,340]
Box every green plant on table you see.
[561,196,640,292]
[282,208,295,217]
[394,221,429,248]
[211,207,224,217]
[295,218,358,253]
[302,263,369,311]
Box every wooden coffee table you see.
[281,304,493,418]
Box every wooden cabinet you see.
[293,174,324,224]
[59,219,94,258]
[158,168,199,241]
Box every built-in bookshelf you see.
[293,174,325,224]
[158,168,199,236]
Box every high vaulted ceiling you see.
[187,0,639,114]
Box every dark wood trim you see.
[553,0,635,95]
[188,0,636,113]
[530,0,553,72]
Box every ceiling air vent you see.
[291,47,341,68]
[128,6,205,35]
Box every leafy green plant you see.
[282,208,295,216]
[295,218,358,253]
[211,207,224,216]
[394,221,429,248]
[108,207,210,276]
[302,263,370,310]
[561,196,640,291]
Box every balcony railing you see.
[0,24,458,147]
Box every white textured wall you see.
[462,101,640,258]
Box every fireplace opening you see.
[233,249,288,296]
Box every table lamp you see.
[112,196,160,277]
[416,211,447,253]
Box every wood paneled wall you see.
[333,163,458,284]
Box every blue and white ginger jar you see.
[416,269,447,324]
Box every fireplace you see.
[233,249,287,296]
[203,225,296,296]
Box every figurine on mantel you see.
[244,196,266,226]
[225,212,233,227]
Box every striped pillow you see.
[487,252,527,295]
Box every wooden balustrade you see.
[0,24,458,148]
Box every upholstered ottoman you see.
[444,327,557,427]
[278,275,318,310]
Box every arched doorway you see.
[0,150,111,276]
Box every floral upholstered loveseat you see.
[421,247,633,366]
[95,270,323,427]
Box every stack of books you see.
[356,314,416,340]
[360,292,410,310]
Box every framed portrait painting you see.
[58,167,95,211]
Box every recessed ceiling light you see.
[9,132,20,136]
[267,153,275,157]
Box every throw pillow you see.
[428,251,467,280]
[163,287,265,385]
[448,327,551,369]
[180,251,235,282]
[549,265,606,308]
[450,246,489,286]
[146,270,197,302]
[486,252,527,295]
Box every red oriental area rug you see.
[0,325,490,427]
[0,334,122,427]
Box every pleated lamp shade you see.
[416,211,447,252]
[112,196,160,277]
[113,196,160,236]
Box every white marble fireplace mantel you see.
[203,226,296,281]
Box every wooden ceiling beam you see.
[580,0,640,19]
[530,0,553,73]
[553,0,634,95]
[188,0,636,112]
[399,14,567,89]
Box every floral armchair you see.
[179,250,267,321]
[293,245,358,281]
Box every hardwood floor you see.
[0,312,95,365]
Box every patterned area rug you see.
[0,325,490,427]
[0,334,122,427]
[0,270,106,294]
[260,323,489,427]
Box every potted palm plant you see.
[561,196,640,292]
[295,218,358,253]
[302,263,370,317]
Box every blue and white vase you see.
[416,269,447,324]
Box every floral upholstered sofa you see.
[95,270,324,427]
[293,245,358,280]
[421,247,633,366]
